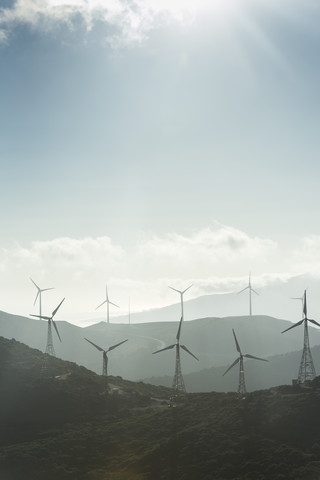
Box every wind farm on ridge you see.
[16,273,320,396]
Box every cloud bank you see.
[0,0,204,46]
[0,224,316,323]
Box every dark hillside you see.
[1,337,320,479]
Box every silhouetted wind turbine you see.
[282,289,320,383]
[84,338,128,377]
[168,284,192,322]
[30,298,65,356]
[291,289,308,316]
[238,273,258,316]
[152,316,198,392]
[223,329,267,396]
[96,284,119,324]
[30,277,54,320]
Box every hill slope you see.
[1,337,320,479]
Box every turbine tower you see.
[152,316,198,392]
[223,329,267,396]
[30,277,54,320]
[168,284,192,322]
[238,273,259,316]
[96,284,119,324]
[30,298,65,356]
[282,290,320,383]
[84,338,128,377]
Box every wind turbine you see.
[168,284,192,322]
[152,316,198,392]
[95,284,119,324]
[291,289,308,317]
[30,298,65,357]
[84,338,128,377]
[30,277,54,320]
[238,273,259,316]
[282,289,320,383]
[223,329,268,396]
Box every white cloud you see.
[0,225,283,323]
[0,0,198,45]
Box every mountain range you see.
[1,303,320,392]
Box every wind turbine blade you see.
[222,357,240,376]
[30,314,51,320]
[180,345,199,361]
[95,300,107,310]
[251,288,259,295]
[84,338,104,352]
[41,287,54,293]
[176,316,183,341]
[182,284,193,294]
[107,339,128,352]
[52,298,65,317]
[107,300,119,308]
[30,277,40,290]
[238,286,249,294]
[308,318,320,328]
[52,320,62,342]
[281,319,304,333]
[33,291,40,306]
[232,329,241,354]
[303,290,307,317]
[152,344,176,354]
[168,286,181,294]
[244,354,268,362]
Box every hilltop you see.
[1,311,320,391]
[1,337,320,479]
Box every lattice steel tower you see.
[30,298,65,357]
[153,316,198,393]
[223,329,268,397]
[282,290,320,383]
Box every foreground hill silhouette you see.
[1,337,320,479]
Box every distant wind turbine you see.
[223,329,268,396]
[30,277,54,320]
[168,284,192,322]
[238,273,258,316]
[282,290,320,383]
[152,316,198,392]
[84,338,128,377]
[96,284,119,324]
[30,298,65,357]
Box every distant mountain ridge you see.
[1,310,320,391]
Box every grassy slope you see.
[1,337,320,480]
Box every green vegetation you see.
[1,337,320,479]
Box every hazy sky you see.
[1,0,320,324]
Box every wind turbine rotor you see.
[180,344,199,361]
[95,300,107,310]
[107,339,128,352]
[232,329,242,354]
[223,357,240,376]
[281,319,304,334]
[52,320,62,342]
[243,353,268,362]
[84,338,105,352]
[52,298,65,317]
[303,290,307,317]
[176,316,183,342]
[152,344,176,354]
